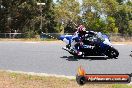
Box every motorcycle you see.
[59,32,119,58]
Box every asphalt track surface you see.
[0,41,132,76]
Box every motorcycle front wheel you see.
[106,47,119,58]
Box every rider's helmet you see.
[77,25,86,35]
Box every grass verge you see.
[0,71,132,88]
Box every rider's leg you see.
[74,43,83,56]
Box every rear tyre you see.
[106,47,119,58]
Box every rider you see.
[71,24,86,56]
[71,25,98,56]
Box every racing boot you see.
[62,44,71,51]
[66,44,71,49]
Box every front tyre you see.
[106,47,119,58]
